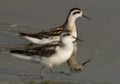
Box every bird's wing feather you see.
[19,27,63,39]
[10,42,59,57]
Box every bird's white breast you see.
[43,43,73,66]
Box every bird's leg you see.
[40,66,46,82]
[50,68,55,73]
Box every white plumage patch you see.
[11,54,32,60]
[23,36,60,44]
[11,53,41,62]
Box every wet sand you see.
[0,0,120,84]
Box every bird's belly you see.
[39,48,73,68]
[49,49,73,66]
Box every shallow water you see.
[0,0,120,84]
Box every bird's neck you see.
[64,15,76,28]
[63,16,77,38]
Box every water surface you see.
[0,0,120,84]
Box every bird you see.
[18,8,91,44]
[10,32,75,80]
[18,8,91,73]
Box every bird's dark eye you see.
[63,33,70,37]
[72,36,76,39]
[73,11,80,15]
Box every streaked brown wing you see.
[10,43,59,57]
[32,43,59,57]
[19,27,63,39]
[36,27,64,38]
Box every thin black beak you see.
[76,37,84,42]
[72,36,84,42]
[82,15,91,20]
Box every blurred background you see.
[0,0,120,84]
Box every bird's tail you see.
[10,50,32,60]
[17,32,30,36]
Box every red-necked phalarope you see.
[18,8,91,44]
[10,32,74,80]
